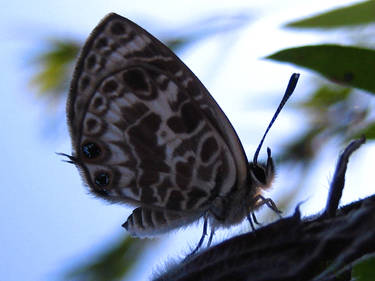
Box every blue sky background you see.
[1,0,374,280]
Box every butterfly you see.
[65,12,299,252]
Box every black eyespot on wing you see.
[82,142,101,159]
[95,172,110,187]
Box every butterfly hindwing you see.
[67,14,249,222]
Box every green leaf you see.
[279,127,323,163]
[267,44,375,94]
[353,122,375,139]
[64,236,154,281]
[300,86,351,108]
[352,254,375,281]
[286,0,375,28]
[30,40,79,98]
[165,37,191,51]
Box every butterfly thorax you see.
[209,183,260,227]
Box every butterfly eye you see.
[95,172,110,187]
[82,142,101,159]
[251,165,266,185]
[249,158,275,190]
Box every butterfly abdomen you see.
[124,207,201,237]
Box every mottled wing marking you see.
[68,14,248,214]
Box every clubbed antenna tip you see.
[253,73,300,164]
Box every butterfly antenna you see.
[253,73,300,164]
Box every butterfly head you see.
[248,147,275,191]
[247,73,299,191]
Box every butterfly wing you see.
[67,13,249,214]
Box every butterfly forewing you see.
[67,13,249,224]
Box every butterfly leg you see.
[207,227,215,247]
[255,194,282,217]
[246,213,256,231]
[246,211,264,231]
[187,211,210,258]
[252,212,261,225]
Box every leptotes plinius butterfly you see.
[65,13,299,251]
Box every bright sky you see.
[1,0,374,280]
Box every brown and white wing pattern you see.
[67,13,249,235]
